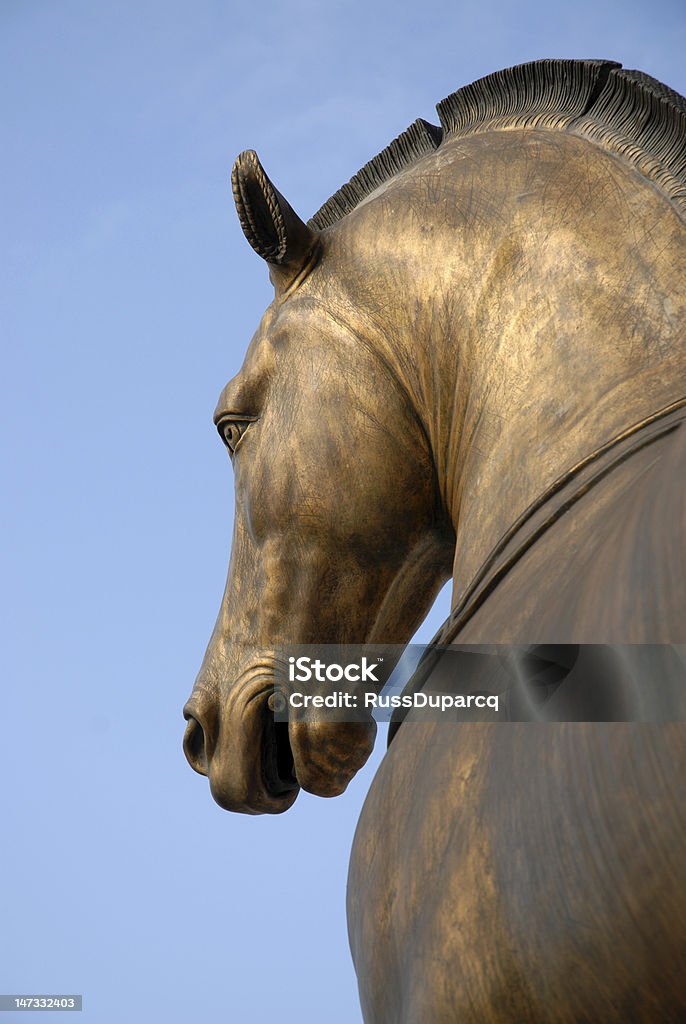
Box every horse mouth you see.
[262,696,299,797]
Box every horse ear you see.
[231,150,319,290]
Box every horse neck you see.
[345,130,686,604]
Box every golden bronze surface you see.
[185,60,686,1021]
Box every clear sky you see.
[2,2,685,1022]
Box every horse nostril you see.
[183,714,209,776]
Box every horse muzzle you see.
[183,677,300,815]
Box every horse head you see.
[183,152,454,814]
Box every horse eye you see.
[221,419,249,454]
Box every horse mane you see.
[309,59,686,229]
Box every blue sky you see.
[2,2,685,1021]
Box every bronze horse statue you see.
[184,60,686,1021]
